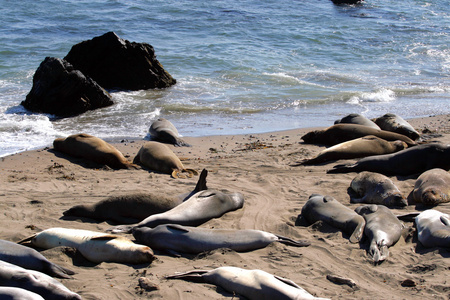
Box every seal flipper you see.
[349,218,365,243]
[106,224,135,234]
[275,235,310,247]
[46,263,76,279]
[370,240,388,263]
[165,270,209,282]
[193,169,208,193]
[327,163,357,174]
[17,235,36,245]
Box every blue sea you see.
[1,0,449,157]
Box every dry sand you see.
[1,114,449,299]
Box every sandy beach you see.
[1,114,449,300]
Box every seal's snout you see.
[386,194,408,208]
[422,189,440,206]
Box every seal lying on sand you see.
[166,266,330,300]
[149,118,190,147]
[133,224,310,255]
[0,260,81,300]
[412,168,450,206]
[109,189,245,233]
[350,172,407,207]
[301,194,365,243]
[373,113,420,141]
[19,228,155,264]
[0,239,74,279]
[53,133,138,169]
[415,209,450,248]
[301,124,416,147]
[293,136,407,166]
[63,169,208,224]
[355,205,404,263]
[328,143,450,176]
[334,113,380,130]
[133,141,197,178]
[0,287,45,300]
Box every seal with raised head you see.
[334,113,380,130]
[133,224,310,255]
[293,135,407,166]
[0,287,45,300]
[355,204,404,263]
[328,143,450,176]
[373,113,420,140]
[133,141,197,178]
[0,239,74,279]
[109,189,245,233]
[349,171,407,207]
[19,228,155,264]
[412,168,450,206]
[0,260,81,300]
[300,194,365,243]
[166,266,330,300]
[415,209,450,248]
[301,124,416,147]
[63,169,208,224]
[53,133,138,169]
[149,118,190,147]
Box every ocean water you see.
[0,0,449,157]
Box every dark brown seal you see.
[149,118,190,147]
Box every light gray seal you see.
[133,224,310,255]
[0,287,45,300]
[355,204,404,263]
[334,113,380,129]
[166,266,330,300]
[301,194,365,243]
[415,209,450,248]
[350,171,407,207]
[373,113,420,140]
[0,260,81,300]
[0,239,74,279]
[412,168,450,206]
[149,118,190,147]
[109,189,245,233]
[328,143,450,175]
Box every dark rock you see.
[21,57,113,118]
[64,32,176,91]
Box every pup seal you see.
[0,239,74,279]
[109,189,245,233]
[53,133,138,169]
[373,113,420,140]
[328,143,450,175]
[412,168,450,206]
[149,118,190,147]
[334,113,380,129]
[293,135,407,166]
[301,124,416,146]
[166,266,330,300]
[133,224,310,255]
[19,228,155,264]
[133,141,197,178]
[349,171,407,207]
[415,209,450,248]
[0,260,81,300]
[301,194,365,243]
[355,204,404,263]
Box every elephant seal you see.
[133,224,310,255]
[412,168,450,206]
[293,135,407,166]
[109,189,245,233]
[355,205,404,263]
[301,124,416,147]
[133,141,197,178]
[301,194,365,243]
[328,143,450,175]
[149,118,190,147]
[53,133,138,169]
[0,287,45,300]
[334,113,380,130]
[349,172,407,207]
[415,209,450,248]
[373,113,420,140]
[0,260,81,300]
[0,239,74,279]
[166,266,329,300]
[19,228,155,264]
[63,169,208,224]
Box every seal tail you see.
[106,224,134,234]
[326,164,357,174]
[370,240,389,263]
[193,169,208,193]
[47,263,76,279]
[165,270,209,283]
[275,235,311,247]
[175,138,191,147]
